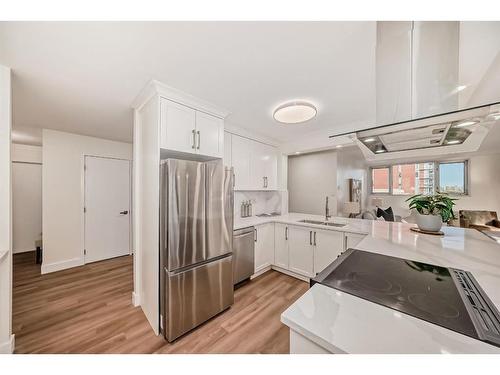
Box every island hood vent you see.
[329,102,500,161]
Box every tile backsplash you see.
[234,191,283,218]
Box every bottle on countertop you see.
[241,200,245,218]
[248,200,253,217]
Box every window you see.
[438,161,467,195]
[391,162,435,195]
[371,160,467,196]
[371,167,389,193]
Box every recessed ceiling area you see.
[0,21,377,144]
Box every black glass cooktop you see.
[311,249,500,347]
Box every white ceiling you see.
[0,21,377,144]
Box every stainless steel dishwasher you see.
[233,226,255,285]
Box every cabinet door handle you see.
[309,231,312,245]
[254,228,258,242]
[197,130,201,149]
[265,176,268,188]
[285,226,288,240]
[191,129,196,149]
[314,231,317,246]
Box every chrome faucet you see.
[325,196,331,221]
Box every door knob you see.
[120,210,129,215]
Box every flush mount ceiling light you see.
[273,101,317,124]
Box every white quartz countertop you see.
[251,212,500,353]
[234,212,372,235]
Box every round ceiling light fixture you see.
[273,101,317,124]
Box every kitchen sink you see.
[324,222,347,227]
[298,219,325,225]
[297,219,346,228]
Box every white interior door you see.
[84,156,131,264]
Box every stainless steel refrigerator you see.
[159,159,234,342]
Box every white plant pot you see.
[416,213,442,232]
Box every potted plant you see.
[406,192,457,232]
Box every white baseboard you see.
[0,334,15,354]
[271,266,310,282]
[251,265,311,283]
[251,265,272,279]
[132,291,140,307]
[13,248,36,254]
[41,257,83,274]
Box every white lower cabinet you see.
[313,229,344,275]
[254,223,275,273]
[254,222,365,280]
[344,232,366,250]
[274,223,289,269]
[288,226,315,278]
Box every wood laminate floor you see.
[13,252,308,354]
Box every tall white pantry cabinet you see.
[132,80,229,335]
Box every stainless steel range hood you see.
[330,102,500,162]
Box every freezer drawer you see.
[163,254,234,342]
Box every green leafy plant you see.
[406,192,458,223]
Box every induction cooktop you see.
[311,249,500,348]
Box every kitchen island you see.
[276,216,500,354]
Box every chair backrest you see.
[459,210,498,227]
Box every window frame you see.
[370,166,392,195]
[370,160,469,196]
[436,160,469,196]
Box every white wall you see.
[288,150,338,216]
[42,129,132,274]
[12,144,43,254]
[0,65,14,353]
[234,191,282,218]
[336,146,369,215]
[12,162,42,254]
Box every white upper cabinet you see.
[195,111,223,158]
[250,141,277,190]
[159,97,224,158]
[231,134,251,190]
[160,99,196,153]
[223,131,232,168]
[261,142,277,190]
[227,133,278,191]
